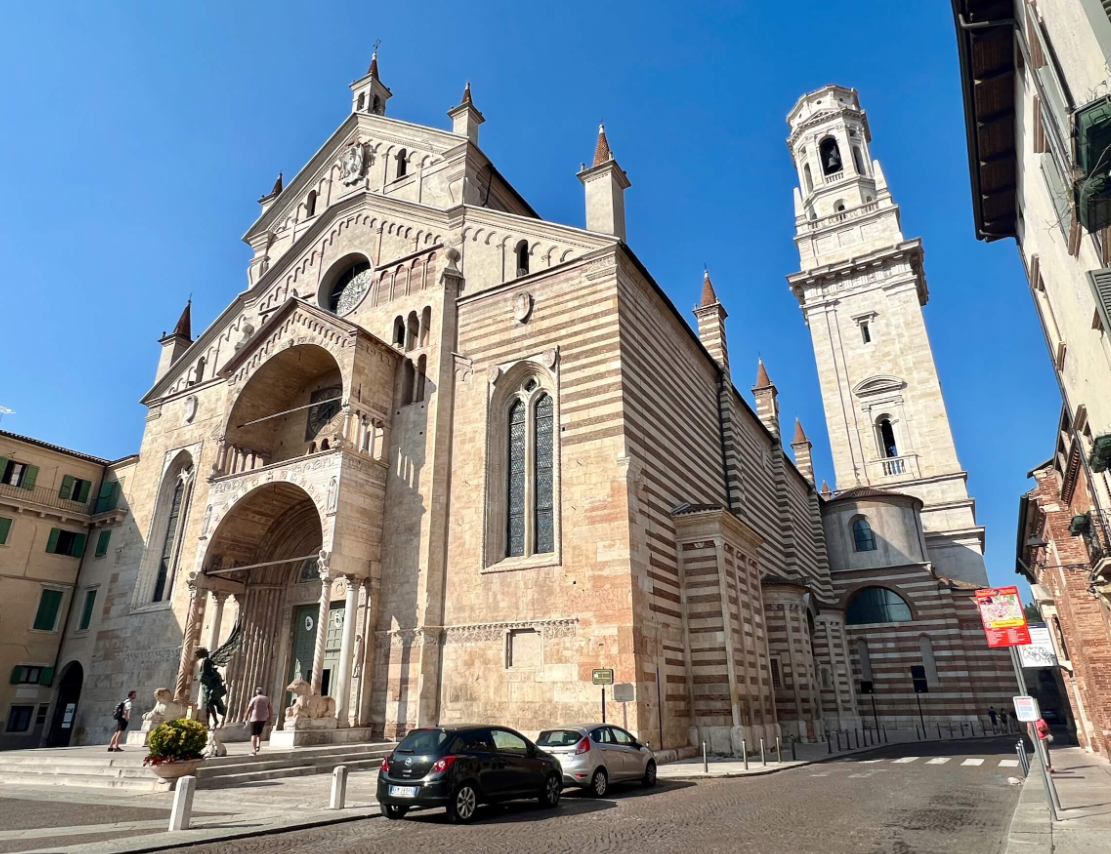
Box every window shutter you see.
[1089,268,1111,334]
[59,475,75,500]
[95,529,111,557]
[9,666,22,685]
[21,465,38,491]
[45,528,61,554]
[39,667,53,687]
[0,457,8,478]
[79,589,97,630]
[71,533,87,558]
[33,590,62,631]
[0,517,11,545]
[95,481,120,513]
[75,479,91,503]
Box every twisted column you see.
[205,592,228,654]
[174,580,207,702]
[333,577,362,726]
[310,566,334,696]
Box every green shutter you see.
[95,481,120,513]
[95,529,111,557]
[9,666,22,685]
[21,465,38,491]
[1089,268,1111,334]
[79,589,97,630]
[0,517,11,545]
[0,457,8,480]
[45,528,61,554]
[39,667,54,687]
[70,533,87,558]
[75,480,91,503]
[59,475,74,500]
[32,590,62,631]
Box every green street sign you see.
[591,668,614,686]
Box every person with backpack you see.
[108,690,136,752]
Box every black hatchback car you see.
[377,725,563,823]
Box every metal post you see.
[742,738,749,770]
[760,737,766,766]
[330,765,348,810]
[855,728,860,749]
[937,724,942,739]
[1016,740,1029,777]
[791,740,797,761]
[883,725,888,743]
[948,723,954,738]
[702,741,708,773]
[915,692,926,734]
[827,731,833,754]
[871,695,880,735]
[602,687,606,724]
[777,737,783,764]
[168,775,196,831]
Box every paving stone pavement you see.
[124,735,1025,854]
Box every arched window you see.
[395,149,407,179]
[415,355,427,403]
[857,638,874,682]
[325,259,372,314]
[406,311,418,351]
[803,163,814,193]
[305,190,317,218]
[145,457,196,604]
[194,356,206,384]
[420,306,431,347]
[852,517,876,552]
[498,377,558,562]
[393,316,405,348]
[371,95,382,114]
[834,199,846,213]
[919,636,939,685]
[357,93,366,111]
[515,240,529,277]
[819,137,843,175]
[852,146,866,175]
[878,417,898,458]
[847,587,913,625]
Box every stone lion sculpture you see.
[142,687,187,726]
[285,679,336,721]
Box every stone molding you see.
[442,618,579,644]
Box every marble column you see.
[205,592,228,654]
[334,577,362,726]
[174,581,207,703]
[310,570,333,696]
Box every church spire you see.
[701,268,719,307]
[367,50,380,78]
[791,418,814,485]
[350,46,392,116]
[577,122,630,240]
[752,358,780,438]
[592,122,613,166]
[155,298,193,384]
[171,299,192,341]
[693,268,729,377]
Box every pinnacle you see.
[701,269,719,307]
[754,358,772,389]
[367,51,379,78]
[461,81,472,105]
[592,122,613,167]
[820,479,832,497]
[170,299,192,340]
[792,418,809,445]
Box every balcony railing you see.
[865,454,920,482]
[806,201,879,230]
[823,171,846,185]
[0,480,95,516]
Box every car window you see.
[611,728,636,746]
[590,727,614,744]
[491,728,529,753]
[537,729,583,747]
[396,728,450,754]
[454,729,495,752]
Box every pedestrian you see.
[108,690,136,752]
[1035,716,1054,772]
[988,707,998,729]
[243,687,271,756]
[1000,709,1009,731]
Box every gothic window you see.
[852,517,876,552]
[515,240,530,277]
[851,146,866,175]
[393,316,405,348]
[847,587,912,625]
[420,306,431,347]
[819,137,842,175]
[877,417,898,458]
[490,371,559,565]
[306,190,317,218]
[406,311,418,351]
[143,453,195,605]
[325,259,372,315]
[395,149,407,179]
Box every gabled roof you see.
[0,429,110,466]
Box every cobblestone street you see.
[156,737,1024,854]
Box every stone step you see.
[0,762,153,779]
[0,771,162,792]
[196,747,391,777]
[198,757,386,789]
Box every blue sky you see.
[0,1,1057,589]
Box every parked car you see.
[536,724,656,796]
[376,725,563,823]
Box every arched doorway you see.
[46,662,83,747]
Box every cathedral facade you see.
[44,64,1013,754]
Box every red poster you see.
[975,586,1032,648]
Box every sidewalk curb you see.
[659,740,893,780]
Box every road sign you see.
[1013,695,1041,722]
[591,668,614,686]
[612,682,634,702]
[975,586,1032,648]
[1018,623,1058,668]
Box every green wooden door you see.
[287,602,345,701]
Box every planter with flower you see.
[143,717,207,781]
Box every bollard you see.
[961,722,967,737]
[827,732,833,754]
[760,737,766,766]
[330,765,348,810]
[168,775,196,831]
[791,739,797,762]
[915,725,920,740]
[742,738,749,770]
[948,723,954,738]
[1016,740,1029,777]
[777,737,783,764]
[882,725,888,744]
[937,723,942,740]
[702,742,708,774]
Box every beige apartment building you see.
[952,0,1111,759]
[0,431,131,748]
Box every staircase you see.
[0,741,395,792]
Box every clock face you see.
[306,387,342,440]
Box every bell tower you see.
[785,85,987,587]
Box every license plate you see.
[389,785,419,798]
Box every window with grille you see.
[770,658,782,690]
[507,400,527,557]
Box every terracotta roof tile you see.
[701,269,718,306]
[754,358,772,389]
[792,418,809,444]
[592,122,613,167]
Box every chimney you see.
[693,269,729,378]
[791,418,814,485]
[753,358,779,438]
[156,300,193,383]
[577,123,631,240]
[447,81,485,145]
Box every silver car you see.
[536,724,657,796]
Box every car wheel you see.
[588,767,608,797]
[539,773,562,808]
[642,760,657,787]
[447,783,479,824]
[383,804,409,820]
